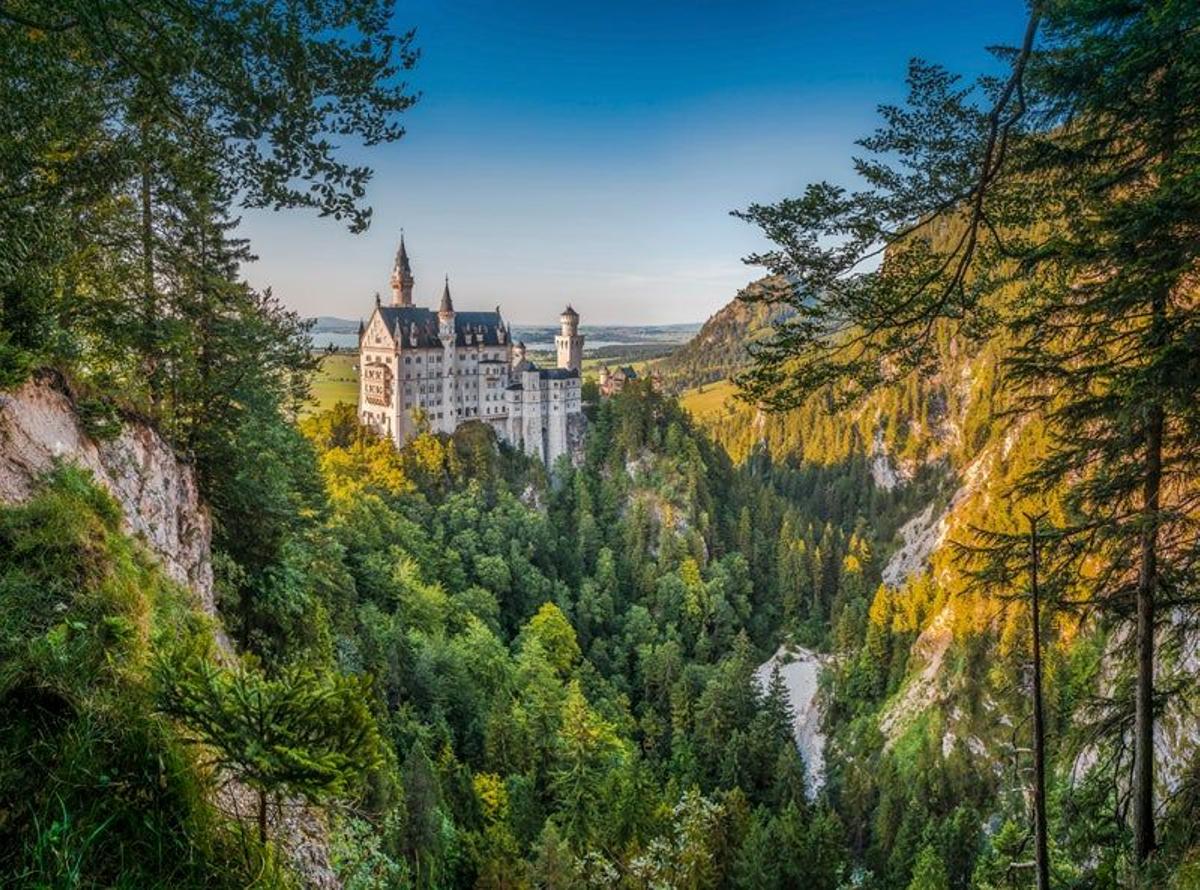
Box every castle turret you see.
[390,233,415,306]
[556,304,583,372]
[439,275,455,321]
[438,276,457,433]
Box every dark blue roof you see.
[372,306,506,348]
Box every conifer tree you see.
[735,1,1200,864]
[155,654,382,844]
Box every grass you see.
[678,379,740,420]
[308,352,358,416]
[0,466,258,887]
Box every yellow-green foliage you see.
[0,465,266,888]
[679,379,740,422]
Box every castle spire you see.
[439,274,455,318]
[390,230,415,306]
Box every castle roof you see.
[374,305,506,349]
[394,234,413,278]
[439,276,454,316]
[507,360,579,384]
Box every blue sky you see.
[238,1,1030,325]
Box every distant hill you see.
[310,316,361,334]
[654,276,793,391]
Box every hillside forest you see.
[2,1,1199,889]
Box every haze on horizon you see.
[238,0,1028,327]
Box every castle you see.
[598,364,640,397]
[358,235,585,465]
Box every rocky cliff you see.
[0,370,337,888]
[0,371,214,610]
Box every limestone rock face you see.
[756,645,827,794]
[0,371,214,612]
[0,371,340,888]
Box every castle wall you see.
[358,244,584,466]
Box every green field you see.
[678,378,740,420]
[308,351,359,415]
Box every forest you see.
[2,0,1199,888]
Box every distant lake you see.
[314,333,362,351]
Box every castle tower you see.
[390,233,415,306]
[439,276,457,433]
[556,304,583,371]
[438,275,455,325]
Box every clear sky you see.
[237,0,1030,326]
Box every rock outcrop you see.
[0,371,214,611]
[756,644,827,793]
[0,371,338,888]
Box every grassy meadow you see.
[308,351,359,414]
[678,378,740,420]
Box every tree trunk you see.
[1133,281,1167,865]
[1027,514,1050,890]
[258,789,268,845]
[1133,397,1162,864]
[139,126,158,406]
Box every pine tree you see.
[906,843,949,890]
[155,653,382,845]
[734,1,1200,864]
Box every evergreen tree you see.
[155,653,382,844]
[734,1,1200,865]
[906,843,950,890]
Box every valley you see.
[3,3,1198,888]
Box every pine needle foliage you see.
[155,653,384,843]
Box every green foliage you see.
[0,466,263,886]
[285,388,866,884]
[906,844,948,890]
[155,653,383,842]
[330,813,411,890]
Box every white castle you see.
[358,235,585,464]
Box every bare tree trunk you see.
[1134,398,1162,864]
[258,789,268,846]
[139,124,158,406]
[1027,513,1050,890]
[1133,283,1167,865]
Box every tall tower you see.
[556,305,583,371]
[439,276,457,433]
[390,233,415,306]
